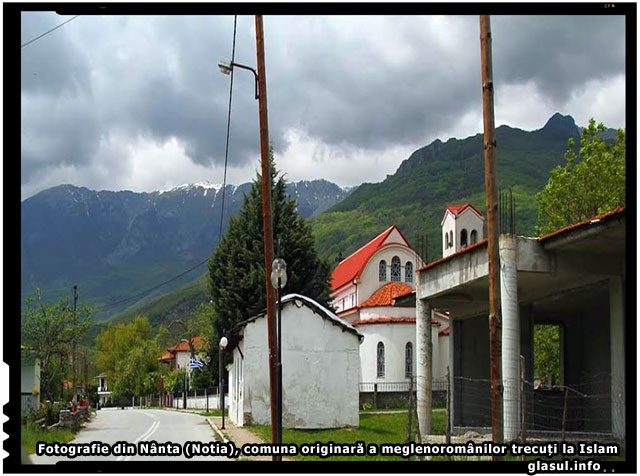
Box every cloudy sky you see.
[20,13,626,200]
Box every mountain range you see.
[22,112,609,328]
[21,178,354,317]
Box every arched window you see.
[405,262,413,283]
[379,260,387,282]
[444,234,449,249]
[449,230,454,248]
[405,342,413,378]
[461,229,468,248]
[377,342,385,377]
[470,229,478,245]
[391,256,401,281]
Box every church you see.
[329,209,484,388]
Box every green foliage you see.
[21,422,75,455]
[21,290,91,401]
[207,153,332,380]
[163,368,187,395]
[94,316,160,399]
[108,276,210,330]
[533,324,561,386]
[535,119,625,235]
[312,122,578,262]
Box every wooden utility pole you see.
[479,15,503,454]
[255,15,279,458]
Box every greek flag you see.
[189,357,204,369]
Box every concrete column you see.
[416,298,432,439]
[610,276,625,440]
[500,235,520,441]
[432,318,440,379]
[448,317,455,431]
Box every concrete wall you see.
[230,300,361,428]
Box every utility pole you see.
[72,285,78,401]
[479,15,503,454]
[255,15,279,458]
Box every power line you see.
[216,15,238,248]
[25,16,241,317]
[21,15,80,49]
[94,259,207,312]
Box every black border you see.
[5,2,637,474]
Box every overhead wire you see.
[88,14,239,314]
[25,15,239,316]
[216,15,238,248]
[21,15,80,49]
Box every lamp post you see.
[270,257,287,461]
[219,336,228,429]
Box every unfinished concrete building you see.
[416,206,626,444]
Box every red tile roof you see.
[167,336,208,353]
[360,282,414,308]
[441,203,484,224]
[157,352,174,362]
[417,238,488,272]
[352,317,441,326]
[353,317,416,326]
[331,225,411,290]
[537,206,625,243]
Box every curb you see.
[207,418,229,443]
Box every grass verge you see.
[21,423,75,454]
[245,411,446,461]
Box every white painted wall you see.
[229,297,361,428]
[358,245,417,302]
[360,306,414,319]
[442,208,484,257]
[357,322,416,382]
[21,360,40,394]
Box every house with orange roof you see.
[330,224,450,388]
[416,205,626,444]
[158,336,208,389]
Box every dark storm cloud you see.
[492,15,625,102]
[20,13,625,197]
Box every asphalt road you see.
[30,408,229,464]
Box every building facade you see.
[227,294,363,429]
[330,224,451,388]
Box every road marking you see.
[116,416,159,461]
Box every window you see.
[461,229,468,248]
[391,256,401,281]
[405,262,413,283]
[444,234,449,249]
[377,342,385,377]
[470,229,478,244]
[379,260,387,282]
[405,342,413,378]
[449,230,454,248]
[533,324,564,389]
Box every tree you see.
[535,119,625,235]
[21,290,91,401]
[207,153,332,379]
[533,324,561,387]
[95,316,160,400]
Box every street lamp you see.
[219,336,228,429]
[217,58,259,100]
[270,257,287,460]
